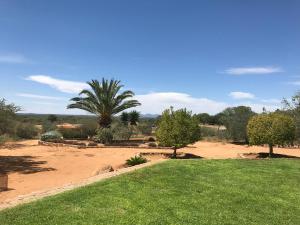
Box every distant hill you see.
[141,114,159,118]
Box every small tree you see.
[220,106,255,143]
[129,110,140,126]
[156,107,201,158]
[120,112,129,125]
[247,113,295,157]
[48,114,58,123]
[0,98,21,135]
[282,91,300,143]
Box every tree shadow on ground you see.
[241,152,300,159]
[0,143,36,150]
[258,152,300,159]
[175,153,203,159]
[0,156,56,174]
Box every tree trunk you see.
[172,147,177,158]
[269,144,273,157]
[99,115,112,128]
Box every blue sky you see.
[1,0,300,115]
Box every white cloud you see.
[17,93,67,101]
[134,92,280,115]
[261,98,281,104]
[225,67,283,75]
[287,81,300,86]
[0,53,30,64]
[135,92,229,115]
[234,102,280,112]
[22,76,280,114]
[26,75,89,93]
[229,91,255,100]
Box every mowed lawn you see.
[0,159,300,225]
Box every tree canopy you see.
[156,107,201,157]
[0,98,21,135]
[67,79,141,128]
[247,113,295,156]
[220,106,255,143]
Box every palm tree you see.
[120,112,129,125]
[67,79,141,128]
[129,110,140,125]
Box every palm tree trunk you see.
[99,115,112,128]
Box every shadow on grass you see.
[140,152,203,159]
[241,152,300,159]
[176,153,203,159]
[258,153,300,159]
[0,156,56,174]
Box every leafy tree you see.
[16,123,39,139]
[67,79,141,128]
[0,98,21,135]
[195,113,211,124]
[120,112,129,125]
[156,107,201,157]
[220,106,255,143]
[129,110,140,125]
[48,114,58,123]
[282,91,300,143]
[247,113,295,157]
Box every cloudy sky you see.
[1,0,299,115]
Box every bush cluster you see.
[93,128,113,144]
[16,123,38,139]
[0,135,9,146]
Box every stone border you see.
[38,140,170,150]
[0,159,167,211]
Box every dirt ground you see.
[1,140,300,204]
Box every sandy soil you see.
[0,140,299,204]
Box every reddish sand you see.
[0,140,299,204]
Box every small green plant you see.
[93,128,113,144]
[126,155,147,166]
[41,131,63,142]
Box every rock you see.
[92,165,114,176]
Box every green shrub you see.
[126,155,147,166]
[81,122,97,137]
[93,128,113,144]
[16,123,38,139]
[0,135,9,145]
[58,128,87,139]
[137,122,153,135]
[148,142,157,147]
[41,131,63,142]
[112,125,132,141]
[42,121,57,133]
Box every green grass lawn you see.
[0,159,300,225]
